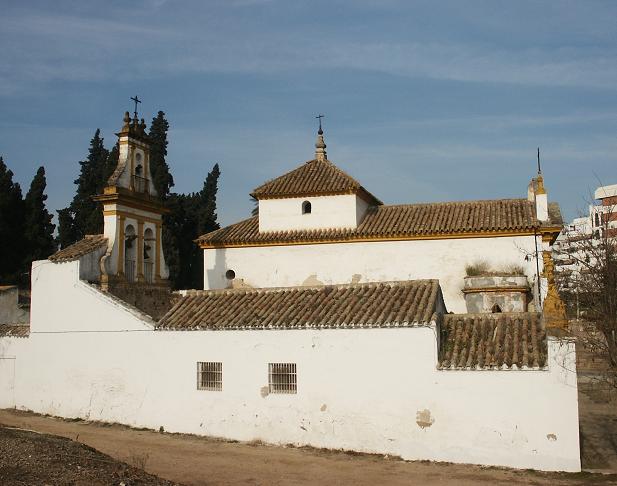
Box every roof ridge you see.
[182,279,439,296]
[380,198,531,209]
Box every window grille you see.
[197,362,222,391]
[268,363,297,394]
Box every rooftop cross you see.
[316,114,324,134]
[537,147,542,174]
[130,95,141,119]
[314,114,327,161]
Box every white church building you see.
[0,111,580,472]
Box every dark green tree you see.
[148,111,174,199]
[197,163,220,235]
[104,143,119,184]
[0,157,26,284]
[57,129,109,247]
[56,208,78,251]
[23,167,56,265]
[163,164,220,290]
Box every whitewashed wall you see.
[258,194,368,232]
[0,257,580,472]
[204,235,540,313]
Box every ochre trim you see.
[155,222,162,279]
[117,215,126,275]
[199,228,543,249]
[462,286,529,294]
[95,188,169,214]
[137,220,145,281]
[104,210,162,225]
[103,208,164,223]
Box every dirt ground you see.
[0,409,616,486]
[0,426,176,486]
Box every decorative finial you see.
[536,147,546,194]
[122,111,131,131]
[315,114,327,161]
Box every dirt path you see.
[0,409,614,486]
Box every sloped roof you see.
[0,324,30,338]
[49,235,108,262]
[251,158,382,204]
[199,198,555,247]
[157,280,440,330]
[439,313,547,370]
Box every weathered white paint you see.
[0,357,16,408]
[258,194,368,232]
[204,235,541,313]
[0,257,580,472]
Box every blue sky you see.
[1,0,616,226]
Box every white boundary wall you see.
[204,235,541,313]
[0,258,580,472]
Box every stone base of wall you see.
[106,281,173,320]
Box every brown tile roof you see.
[49,235,108,262]
[157,280,441,330]
[439,313,547,370]
[199,198,550,247]
[0,324,30,338]
[250,158,382,204]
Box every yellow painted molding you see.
[137,220,145,281]
[155,222,162,279]
[117,215,125,275]
[103,210,162,224]
[199,228,545,249]
[462,286,529,294]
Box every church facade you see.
[0,112,580,472]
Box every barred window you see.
[268,363,297,394]
[197,362,222,391]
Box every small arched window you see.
[302,201,312,214]
[491,304,502,313]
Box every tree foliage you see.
[164,164,220,290]
[24,167,56,264]
[57,129,109,247]
[0,158,56,286]
[0,157,25,283]
[148,111,174,199]
[555,206,617,388]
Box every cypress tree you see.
[56,208,78,250]
[23,167,56,265]
[0,157,26,283]
[104,143,119,184]
[58,129,109,246]
[148,111,174,199]
[197,163,220,235]
[163,164,221,290]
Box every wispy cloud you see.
[2,4,617,95]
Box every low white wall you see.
[204,235,540,313]
[0,258,580,471]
